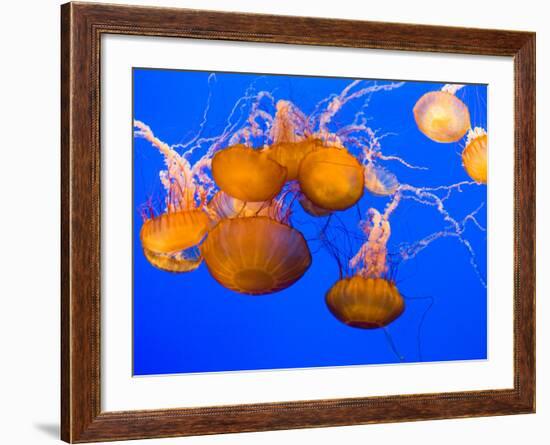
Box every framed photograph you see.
[61,2,535,442]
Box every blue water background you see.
[133,68,487,375]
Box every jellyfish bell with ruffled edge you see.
[364,164,399,197]
[211,145,287,202]
[298,147,364,211]
[325,276,405,329]
[139,209,210,273]
[142,246,202,273]
[200,216,312,296]
[462,127,487,184]
[413,90,471,143]
[140,209,210,254]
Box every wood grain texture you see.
[60,1,536,442]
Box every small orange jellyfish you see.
[462,127,487,184]
[201,216,311,295]
[135,119,213,272]
[143,246,202,273]
[208,190,271,222]
[364,164,399,197]
[326,276,404,329]
[326,207,404,329]
[140,209,210,255]
[413,87,471,143]
[298,147,364,211]
[211,145,287,202]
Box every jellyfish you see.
[326,276,404,329]
[134,120,213,272]
[413,84,471,143]
[462,127,487,184]
[140,209,210,254]
[325,207,405,329]
[211,145,287,202]
[364,164,399,197]
[201,216,311,295]
[298,147,364,211]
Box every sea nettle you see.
[462,128,487,184]
[298,148,364,211]
[326,276,405,329]
[413,91,470,143]
[201,217,311,295]
[211,145,287,202]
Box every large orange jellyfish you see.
[201,215,311,295]
[134,120,212,273]
[211,145,287,202]
[325,207,405,329]
[298,147,364,211]
[462,127,487,184]
[413,85,471,143]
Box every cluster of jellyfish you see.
[135,77,487,356]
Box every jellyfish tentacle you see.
[402,294,435,362]
[173,72,217,153]
[396,184,487,288]
[376,154,429,171]
[383,327,405,362]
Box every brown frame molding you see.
[61,2,536,442]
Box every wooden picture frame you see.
[61,2,536,442]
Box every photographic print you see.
[132,68,487,376]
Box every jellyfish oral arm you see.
[171,72,217,153]
[134,120,198,210]
[349,207,392,279]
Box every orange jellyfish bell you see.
[211,145,287,202]
[143,246,202,273]
[298,147,364,211]
[364,164,399,197]
[201,216,311,295]
[140,210,210,254]
[462,127,487,184]
[413,91,471,143]
[265,138,324,181]
[326,276,405,329]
